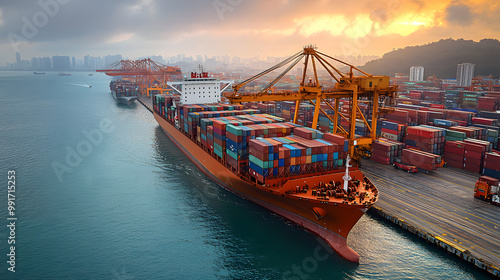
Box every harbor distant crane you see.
[97,58,183,96]
[225,45,398,162]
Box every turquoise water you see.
[0,71,491,279]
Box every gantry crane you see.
[97,58,183,96]
[225,45,398,162]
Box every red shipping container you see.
[464,142,485,153]
[407,126,437,138]
[446,160,464,169]
[463,157,482,167]
[463,163,481,173]
[371,154,391,165]
[373,149,391,158]
[444,145,465,155]
[464,150,483,160]
[444,153,464,162]
[445,141,465,149]
[483,153,500,171]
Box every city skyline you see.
[0,1,499,67]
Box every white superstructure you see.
[167,66,233,105]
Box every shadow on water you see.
[151,126,360,279]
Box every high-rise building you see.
[456,63,474,87]
[409,66,424,82]
[16,52,21,64]
[104,54,122,68]
[52,56,71,70]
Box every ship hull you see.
[154,111,373,262]
[111,91,137,105]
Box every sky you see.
[0,0,499,65]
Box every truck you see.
[393,162,418,173]
[474,176,500,206]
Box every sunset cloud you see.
[0,0,498,65]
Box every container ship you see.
[110,79,139,105]
[152,70,379,262]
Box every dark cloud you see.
[445,2,474,26]
[0,0,497,65]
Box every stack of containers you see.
[405,126,445,155]
[381,109,410,125]
[446,109,474,126]
[355,119,371,137]
[249,138,280,183]
[486,130,499,149]
[395,108,419,125]
[461,91,479,108]
[422,91,444,103]
[371,140,403,164]
[317,113,335,133]
[294,127,324,140]
[477,97,498,112]
[212,120,228,159]
[463,139,490,173]
[445,90,461,108]
[420,124,468,142]
[444,141,465,169]
[433,119,458,128]
[472,117,498,126]
[248,135,344,183]
[401,149,441,172]
[225,124,251,173]
[323,133,349,154]
[483,153,500,179]
[417,110,430,125]
[448,126,487,140]
[480,111,500,122]
[444,129,466,141]
[380,121,404,141]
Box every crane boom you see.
[225,45,398,162]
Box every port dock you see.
[136,94,499,278]
[138,95,153,113]
[361,159,500,277]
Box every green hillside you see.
[359,38,500,78]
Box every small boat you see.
[88,74,93,76]
[58,72,71,76]
[89,85,92,88]
[33,72,46,74]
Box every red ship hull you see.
[154,111,377,262]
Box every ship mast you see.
[342,155,352,192]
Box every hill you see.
[359,38,500,78]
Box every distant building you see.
[456,63,474,87]
[16,52,21,65]
[52,56,71,70]
[409,66,424,82]
[104,54,122,68]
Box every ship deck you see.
[138,94,499,277]
[360,159,500,277]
